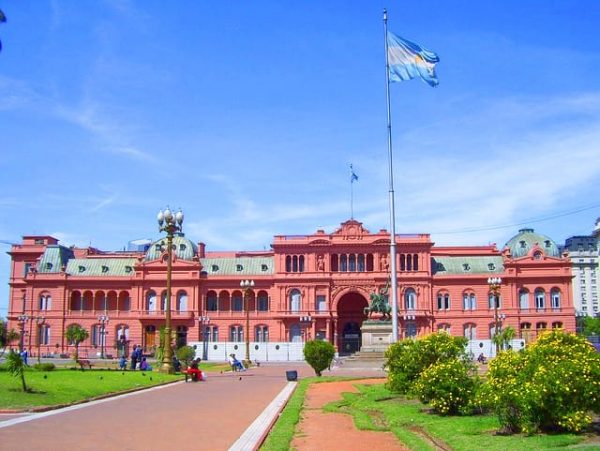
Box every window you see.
[490,323,500,338]
[146,291,157,311]
[437,323,451,333]
[38,325,50,346]
[257,293,269,312]
[78,266,86,273]
[552,322,563,329]
[488,293,501,309]
[207,292,218,311]
[536,322,547,331]
[289,324,302,342]
[533,251,543,260]
[289,289,301,312]
[463,263,470,271]
[101,265,109,273]
[349,254,356,272]
[24,263,31,276]
[519,289,529,309]
[261,264,268,272]
[488,263,496,271]
[464,323,476,340]
[316,295,327,312]
[405,321,417,338]
[177,291,188,311]
[233,294,243,312]
[236,264,243,272]
[340,255,347,272]
[179,244,186,251]
[463,292,476,310]
[551,289,561,309]
[125,266,133,273]
[405,288,416,310]
[437,292,450,310]
[357,254,365,272]
[229,325,243,342]
[39,294,52,311]
[255,325,269,342]
[45,262,53,271]
[535,289,545,310]
[211,264,219,272]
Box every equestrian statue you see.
[364,281,392,320]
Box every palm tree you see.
[6,349,28,392]
[493,326,516,352]
[65,324,89,363]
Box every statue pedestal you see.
[360,320,393,352]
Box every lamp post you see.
[488,276,503,356]
[240,280,254,368]
[35,316,46,364]
[157,207,184,373]
[198,315,210,360]
[17,314,29,352]
[97,314,109,359]
[299,315,313,342]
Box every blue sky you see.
[1,1,600,316]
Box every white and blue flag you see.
[387,31,439,87]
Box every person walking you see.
[130,345,139,370]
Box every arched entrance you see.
[337,291,368,355]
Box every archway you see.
[337,292,368,355]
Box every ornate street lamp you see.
[198,315,210,360]
[97,314,109,359]
[157,207,184,373]
[299,315,313,341]
[17,314,29,352]
[488,276,503,355]
[35,316,46,364]
[240,280,255,367]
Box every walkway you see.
[0,362,385,451]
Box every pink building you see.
[6,219,574,360]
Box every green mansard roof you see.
[37,246,75,273]
[432,256,504,275]
[201,257,274,276]
[65,258,138,277]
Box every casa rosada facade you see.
[7,219,575,359]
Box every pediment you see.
[333,219,370,240]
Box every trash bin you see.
[285,370,298,381]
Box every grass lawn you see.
[261,379,599,451]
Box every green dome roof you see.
[504,228,560,258]
[144,233,198,261]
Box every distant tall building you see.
[127,239,152,252]
[564,218,600,317]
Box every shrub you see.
[385,332,469,394]
[33,362,56,371]
[303,340,335,376]
[176,345,196,367]
[413,358,478,415]
[479,330,600,434]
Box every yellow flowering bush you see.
[413,358,478,415]
[385,332,469,394]
[479,330,600,434]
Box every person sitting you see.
[477,353,487,364]
[228,353,245,372]
[118,355,127,370]
[140,357,149,371]
[186,358,204,382]
[172,355,182,372]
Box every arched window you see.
[285,256,292,272]
[232,292,243,311]
[70,291,82,311]
[255,325,269,342]
[146,291,157,312]
[176,325,188,347]
[406,254,412,271]
[404,288,416,310]
[292,255,298,272]
[289,324,302,342]
[331,254,339,272]
[551,289,561,309]
[299,255,305,272]
[519,289,529,309]
[488,292,501,309]
[521,322,533,343]
[366,254,374,271]
[535,289,545,310]
[115,324,130,343]
[229,325,243,342]
[437,323,451,333]
[463,323,476,340]
[207,291,218,311]
[205,326,218,342]
[400,254,406,271]
[358,254,365,272]
[161,291,167,311]
[536,322,547,332]
[118,291,130,311]
[349,254,356,272]
[437,292,450,310]
[413,254,419,271]
[463,292,476,310]
[340,255,347,272]
[176,290,188,312]
[39,293,51,311]
[82,291,93,311]
[552,321,563,329]
[289,289,301,312]
[257,292,269,311]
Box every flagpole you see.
[350,164,354,219]
[383,8,399,342]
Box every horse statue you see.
[364,282,392,320]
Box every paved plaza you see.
[0,362,386,450]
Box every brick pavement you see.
[0,361,386,451]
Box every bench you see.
[76,359,94,370]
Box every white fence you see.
[466,338,526,359]
[189,341,305,362]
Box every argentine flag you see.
[387,31,439,87]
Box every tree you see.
[6,349,28,392]
[582,316,600,336]
[0,317,20,358]
[303,340,335,376]
[492,325,517,352]
[65,324,89,363]
[176,345,196,369]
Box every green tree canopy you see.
[65,324,89,362]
